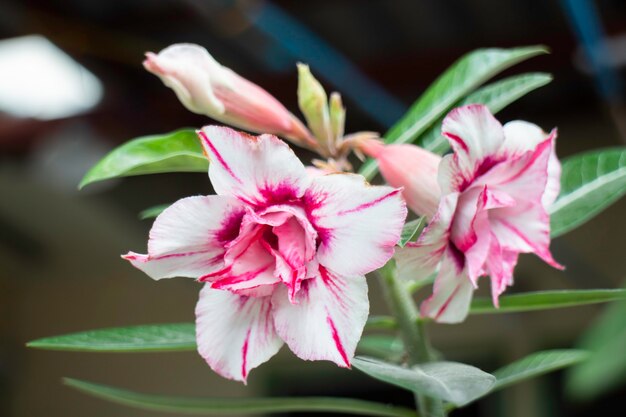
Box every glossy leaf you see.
[139,203,170,220]
[492,349,589,391]
[64,378,418,417]
[399,217,426,247]
[79,129,208,189]
[566,299,626,400]
[418,72,552,155]
[359,45,548,179]
[353,357,495,407]
[27,323,196,352]
[550,147,626,237]
[470,289,626,314]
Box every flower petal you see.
[484,140,562,268]
[462,186,516,284]
[501,122,560,207]
[420,249,475,324]
[441,104,505,191]
[271,267,368,367]
[198,126,309,206]
[195,285,283,382]
[305,174,407,276]
[395,193,458,281]
[205,238,280,293]
[122,195,246,280]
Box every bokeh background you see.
[1,1,625,416]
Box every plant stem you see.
[378,262,445,417]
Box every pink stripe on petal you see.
[444,132,469,153]
[326,314,350,368]
[499,219,563,269]
[308,174,406,277]
[271,268,368,367]
[336,189,402,215]
[195,286,282,383]
[197,130,243,184]
[241,329,251,380]
[434,281,464,320]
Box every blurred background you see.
[1,0,625,416]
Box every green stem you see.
[64,378,419,417]
[378,262,445,417]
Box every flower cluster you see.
[126,43,563,382]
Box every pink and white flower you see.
[365,104,563,323]
[123,126,406,381]
[144,44,313,147]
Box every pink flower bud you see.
[144,44,312,145]
[360,139,442,218]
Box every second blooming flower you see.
[362,104,563,323]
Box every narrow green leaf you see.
[27,317,397,353]
[64,378,418,417]
[359,45,548,179]
[353,357,495,407]
[399,217,426,247]
[27,323,196,352]
[470,289,626,314]
[550,147,626,237]
[139,203,170,220]
[492,349,589,391]
[357,335,404,361]
[365,315,398,330]
[79,129,208,189]
[418,73,553,154]
[566,299,626,400]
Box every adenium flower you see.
[144,44,314,147]
[362,104,563,323]
[123,126,406,381]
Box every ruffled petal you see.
[195,285,283,382]
[198,126,309,206]
[204,238,280,293]
[122,195,246,280]
[271,267,368,367]
[305,174,407,276]
[420,249,474,324]
[501,122,560,207]
[484,234,513,306]
[484,140,562,268]
[441,104,505,191]
[462,186,517,284]
[395,193,458,281]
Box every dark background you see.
[1,1,625,416]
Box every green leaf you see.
[399,217,426,247]
[359,45,549,179]
[139,203,170,220]
[27,323,196,352]
[417,73,553,155]
[550,147,626,237]
[357,335,404,361]
[365,315,398,331]
[492,349,589,392]
[64,378,418,417]
[353,357,495,407]
[27,318,397,353]
[79,129,208,189]
[469,289,626,315]
[566,299,626,400]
